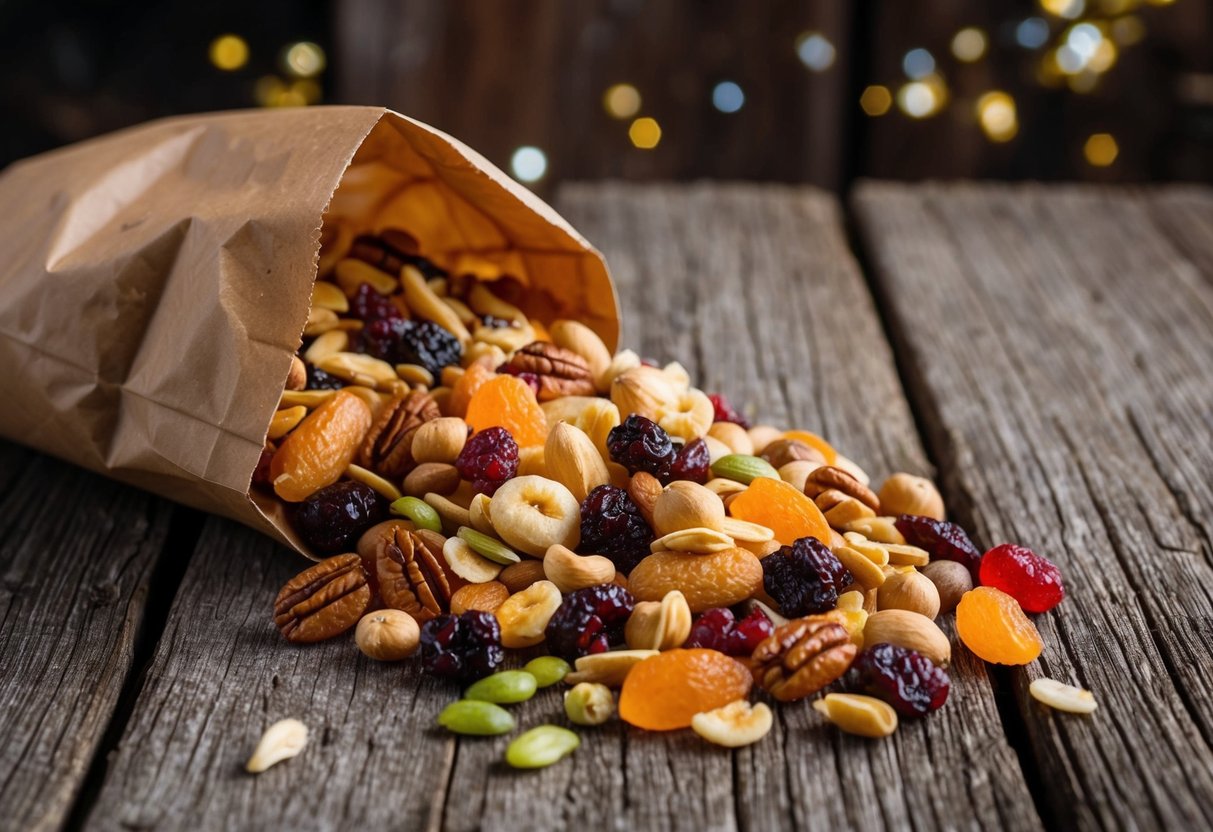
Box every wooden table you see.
[4,182,1212,831]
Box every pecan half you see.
[349,230,420,274]
[762,439,827,470]
[804,466,880,512]
[505,341,595,401]
[274,554,372,643]
[750,618,857,702]
[375,526,453,622]
[359,390,440,478]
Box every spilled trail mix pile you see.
[254,229,1092,772]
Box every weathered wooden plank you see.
[852,181,1213,831]
[0,443,171,832]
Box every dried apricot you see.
[271,390,372,502]
[619,648,752,730]
[955,586,1043,665]
[628,547,763,613]
[450,581,510,614]
[783,430,838,466]
[465,375,548,447]
[448,360,496,418]
[728,477,831,546]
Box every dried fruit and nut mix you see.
[262,225,1090,771]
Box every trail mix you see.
[261,229,1092,770]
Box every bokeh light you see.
[208,35,249,71]
[976,92,1019,142]
[603,84,641,119]
[902,48,936,80]
[510,146,548,182]
[897,80,943,119]
[795,32,836,72]
[629,117,662,149]
[283,42,325,78]
[1016,17,1051,49]
[1040,0,1085,20]
[711,81,745,113]
[1084,133,1118,166]
[860,85,893,117]
[951,28,988,63]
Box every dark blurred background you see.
[2,0,1211,193]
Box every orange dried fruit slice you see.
[783,430,838,466]
[448,361,496,418]
[270,390,373,502]
[728,477,831,546]
[619,648,753,731]
[465,375,547,447]
[956,586,1043,665]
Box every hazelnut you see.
[876,570,941,620]
[778,460,819,492]
[403,462,460,497]
[707,421,754,455]
[877,473,945,520]
[411,417,470,464]
[746,425,784,456]
[653,481,725,535]
[285,355,307,391]
[355,609,420,661]
[921,560,973,613]
[762,438,826,470]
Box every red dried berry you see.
[761,537,852,617]
[455,427,520,495]
[669,438,711,484]
[578,485,654,574]
[289,481,385,555]
[895,515,983,580]
[684,606,774,656]
[851,642,950,717]
[349,283,406,323]
[544,584,635,660]
[607,415,676,480]
[708,393,750,429]
[496,363,542,397]
[419,611,504,682]
[252,445,275,486]
[979,543,1065,613]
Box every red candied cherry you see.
[979,543,1065,613]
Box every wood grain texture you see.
[852,181,1213,831]
[0,443,170,832]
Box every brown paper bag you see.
[0,106,618,554]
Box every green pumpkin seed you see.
[523,656,571,688]
[710,454,779,485]
[436,700,516,736]
[457,526,522,565]
[390,496,443,533]
[464,670,538,704]
[505,725,580,769]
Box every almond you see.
[544,421,611,502]
[653,481,725,535]
[862,609,951,666]
[610,365,677,421]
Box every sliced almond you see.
[1029,678,1098,714]
[650,527,734,554]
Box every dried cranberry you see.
[895,515,983,580]
[419,611,503,682]
[455,427,519,495]
[349,283,405,322]
[578,485,654,574]
[361,318,462,375]
[607,415,676,480]
[708,393,750,429]
[684,606,773,656]
[290,481,385,555]
[761,537,852,617]
[497,363,542,396]
[668,438,711,484]
[852,642,950,717]
[979,543,1065,613]
[544,584,635,660]
[305,365,344,390]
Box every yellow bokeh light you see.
[860,85,893,117]
[951,28,988,63]
[1084,133,1118,166]
[628,117,662,149]
[1087,39,1118,73]
[209,34,249,71]
[897,81,943,119]
[254,76,286,107]
[603,84,642,120]
[283,42,326,78]
[1111,15,1146,46]
[976,91,1018,142]
[1040,0,1085,19]
[291,79,322,105]
[1068,71,1100,93]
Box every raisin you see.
[708,393,750,429]
[419,611,504,682]
[578,485,654,575]
[979,544,1065,613]
[607,415,676,480]
[851,642,950,717]
[361,318,462,375]
[895,515,983,580]
[544,584,635,661]
[761,537,852,617]
[305,365,345,390]
[290,480,385,555]
[669,438,711,484]
[683,606,773,656]
[455,427,520,496]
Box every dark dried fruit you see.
[349,282,406,323]
[709,393,750,429]
[979,543,1065,613]
[419,611,504,682]
[684,606,773,656]
[362,318,462,375]
[544,584,635,660]
[895,515,983,580]
[252,444,275,486]
[851,642,950,717]
[761,537,852,617]
[290,481,385,555]
[305,365,345,390]
[607,415,676,480]
[668,438,711,484]
[455,427,520,495]
[578,485,654,574]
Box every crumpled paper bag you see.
[0,106,618,554]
